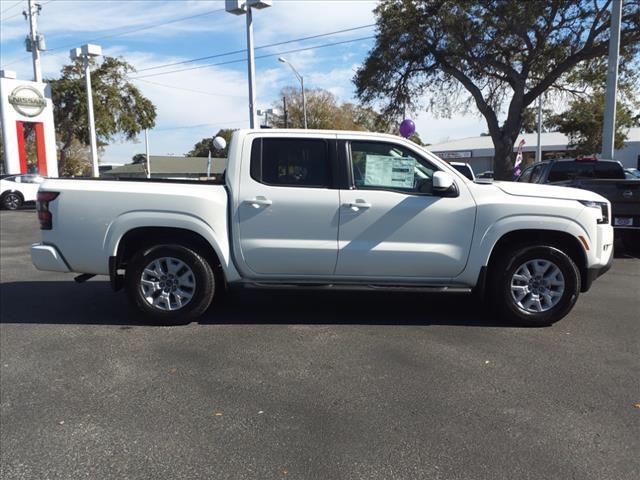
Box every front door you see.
[237,136,340,277]
[336,139,476,279]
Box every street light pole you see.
[225,1,272,129]
[601,0,623,160]
[145,128,151,179]
[71,44,102,177]
[245,7,257,128]
[83,57,99,177]
[536,95,543,162]
[278,57,307,129]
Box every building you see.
[426,127,640,174]
[101,156,227,179]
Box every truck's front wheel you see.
[490,245,581,327]
[125,244,215,325]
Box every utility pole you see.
[25,0,43,82]
[283,96,288,128]
[602,0,623,160]
[536,95,543,162]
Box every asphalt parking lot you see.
[1,208,639,480]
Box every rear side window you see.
[548,161,624,182]
[548,162,581,182]
[251,138,330,188]
[594,162,624,179]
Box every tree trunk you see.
[492,134,517,181]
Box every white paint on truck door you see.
[237,136,339,276]
[336,139,476,279]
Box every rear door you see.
[236,135,340,277]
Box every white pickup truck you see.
[31,129,614,326]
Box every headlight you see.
[579,200,609,224]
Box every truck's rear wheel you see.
[125,244,215,325]
[489,244,580,327]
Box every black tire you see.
[489,244,581,327]
[125,244,215,325]
[2,192,23,210]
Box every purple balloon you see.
[399,119,416,138]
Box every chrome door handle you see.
[345,200,371,211]
[247,196,273,208]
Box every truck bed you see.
[38,177,230,275]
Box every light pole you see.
[536,94,543,162]
[145,128,151,179]
[601,0,623,160]
[226,1,272,129]
[70,44,102,177]
[278,57,307,129]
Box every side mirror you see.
[433,171,454,190]
[432,171,458,197]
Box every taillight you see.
[36,191,59,230]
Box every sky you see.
[0,0,487,164]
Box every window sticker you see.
[363,155,416,188]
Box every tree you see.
[271,87,396,133]
[187,129,235,158]
[132,153,147,164]
[48,56,156,174]
[355,0,640,179]
[548,92,639,155]
[56,138,92,177]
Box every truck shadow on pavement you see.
[0,281,511,327]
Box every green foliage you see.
[548,92,639,156]
[355,0,640,179]
[131,153,147,164]
[56,138,92,177]
[271,86,395,132]
[48,56,156,175]
[188,129,235,157]
[520,106,556,134]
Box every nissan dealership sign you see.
[8,85,47,117]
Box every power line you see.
[131,35,376,80]
[133,77,246,99]
[137,23,375,73]
[1,0,22,16]
[45,7,225,52]
[0,0,51,21]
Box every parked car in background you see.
[449,162,475,181]
[517,159,639,251]
[625,168,640,179]
[0,174,46,210]
[477,170,494,179]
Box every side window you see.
[251,138,330,188]
[530,165,544,183]
[518,166,534,182]
[350,141,437,194]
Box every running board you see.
[242,282,472,293]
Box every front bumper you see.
[31,243,71,273]
[581,249,614,293]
